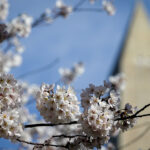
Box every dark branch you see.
[115,113,150,121]
[24,121,78,128]
[134,103,150,116]
[17,138,67,148]
[52,134,86,139]
[115,104,150,121]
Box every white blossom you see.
[0,50,22,73]
[36,84,80,123]
[80,84,107,110]
[115,103,138,132]
[10,37,25,53]
[18,81,39,104]
[0,74,22,112]
[102,0,115,16]
[80,103,114,142]
[59,62,84,84]
[109,73,125,91]
[55,0,72,18]
[0,109,23,141]
[7,14,33,37]
[0,0,9,20]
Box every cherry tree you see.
[0,0,149,150]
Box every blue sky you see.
[1,0,150,149]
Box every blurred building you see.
[119,2,150,150]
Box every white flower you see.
[0,50,22,73]
[7,14,33,37]
[0,73,22,112]
[10,37,25,53]
[108,90,120,109]
[80,84,107,110]
[109,73,125,91]
[115,103,137,131]
[55,0,72,17]
[59,62,84,84]
[102,0,115,16]
[18,81,39,104]
[0,109,23,141]
[36,84,80,123]
[80,103,114,140]
[0,0,9,20]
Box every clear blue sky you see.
[1,0,150,149]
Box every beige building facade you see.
[120,3,150,150]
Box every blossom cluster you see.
[55,0,73,18]
[59,62,84,84]
[36,84,80,123]
[0,74,23,141]
[0,50,22,73]
[79,83,118,148]
[7,14,33,38]
[34,74,138,149]
[0,0,9,21]
[102,0,116,16]
[0,109,23,141]
[115,103,137,132]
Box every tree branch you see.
[17,138,67,148]
[52,134,86,139]
[24,121,78,128]
[115,104,150,121]
[134,103,150,116]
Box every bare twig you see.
[17,58,59,79]
[115,113,150,121]
[17,138,67,148]
[115,104,150,121]
[134,104,150,116]
[73,0,87,11]
[24,121,78,128]
[52,134,86,139]
[75,8,103,12]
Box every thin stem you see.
[52,134,86,138]
[73,0,87,11]
[75,8,103,12]
[17,58,59,79]
[115,104,150,121]
[17,138,67,148]
[24,121,78,128]
[134,103,150,116]
[115,113,150,121]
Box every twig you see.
[73,0,87,11]
[17,138,67,148]
[17,58,59,79]
[24,121,78,128]
[134,103,150,116]
[115,104,150,121]
[115,113,150,121]
[75,8,103,12]
[52,134,86,138]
